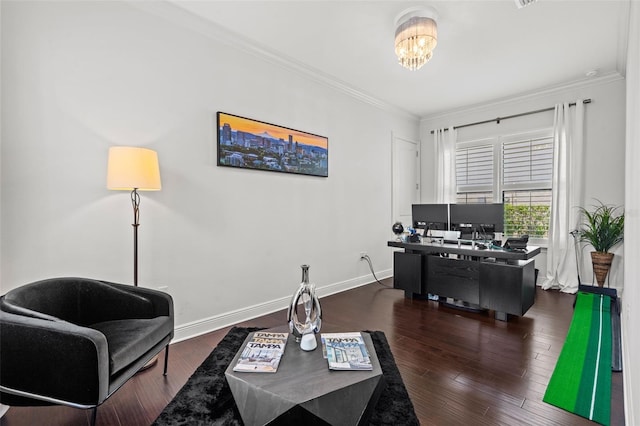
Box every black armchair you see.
[0,277,174,424]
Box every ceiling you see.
[168,0,630,118]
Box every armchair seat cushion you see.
[91,316,173,376]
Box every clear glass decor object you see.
[287,265,322,351]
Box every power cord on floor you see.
[360,254,393,288]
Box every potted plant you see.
[578,200,624,287]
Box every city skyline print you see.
[217,112,328,177]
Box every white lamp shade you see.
[107,146,162,191]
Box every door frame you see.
[391,132,421,228]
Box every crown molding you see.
[420,71,625,123]
[128,1,419,122]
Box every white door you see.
[392,134,420,229]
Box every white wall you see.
[0,1,418,340]
[623,2,640,424]
[419,75,627,289]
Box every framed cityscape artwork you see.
[217,112,328,177]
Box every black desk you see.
[388,240,540,320]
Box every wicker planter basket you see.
[591,251,614,287]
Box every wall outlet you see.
[360,252,367,260]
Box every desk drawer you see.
[427,256,480,303]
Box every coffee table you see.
[225,330,385,426]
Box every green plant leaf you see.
[578,200,624,253]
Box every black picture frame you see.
[217,112,328,177]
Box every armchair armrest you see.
[100,281,173,318]
[0,311,110,407]
[69,280,173,325]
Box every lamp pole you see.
[131,188,141,286]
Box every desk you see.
[388,240,540,320]
[225,330,385,426]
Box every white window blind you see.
[456,144,493,191]
[503,137,553,187]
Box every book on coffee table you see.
[233,331,289,373]
[321,332,372,371]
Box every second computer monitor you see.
[450,203,504,237]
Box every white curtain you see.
[434,127,457,203]
[542,100,585,293]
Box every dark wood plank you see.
[0,282,625,425]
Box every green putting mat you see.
[543,291,612,425]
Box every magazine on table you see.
[321,332,372,371]
[232,331,289,373]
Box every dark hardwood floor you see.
[2,280,624,425]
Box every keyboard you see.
[444,239,472,245]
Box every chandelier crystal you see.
[395,15,438,71]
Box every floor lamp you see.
[107,146,162,286]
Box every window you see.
[455,130,553,239]
[503,189,552,237]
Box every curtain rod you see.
[429,99,592,134]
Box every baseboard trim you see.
[171,269,392,343]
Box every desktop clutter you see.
[392,221,492,247]
[392,221,530,252]
[392,222,422,243]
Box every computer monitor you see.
[411,204,449,231]
[449,203,504,237]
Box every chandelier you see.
[394,9,438,71]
